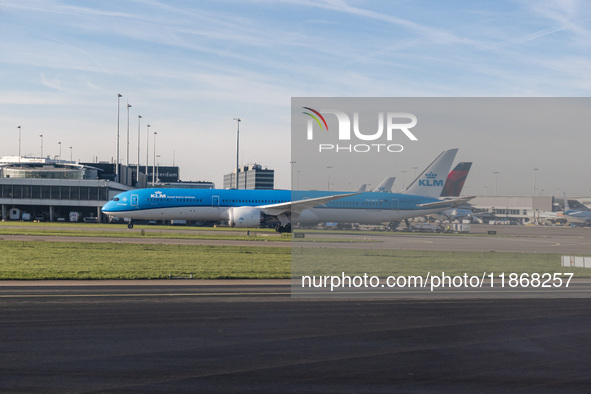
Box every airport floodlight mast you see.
[126,102,132,167]
[327,165,333,191]
[234,117,241,189]
[116,93,122,183]
[17,125,21,163]
[156,154,161,184]
[401,170,407,191]
[69,146,73,162]
[39,134,43,158]
[58,142,61,161]
[152,131,157,185]
[137,115,142,186]
[533,168,539,196]
[146,124,151,185]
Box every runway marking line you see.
[0,292,290,298]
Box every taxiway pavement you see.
[1,281,591,393]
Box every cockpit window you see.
[113,197,120,201]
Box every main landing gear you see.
[275,223,292,233]
[127,221,134,229]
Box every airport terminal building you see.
[223,164,274,189]
[0,156,132,222]
[0,156,218,223]
[466,195,555,224]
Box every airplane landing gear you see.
[275,223,292,233]
[404,219,411,231]
[128,221,134,229]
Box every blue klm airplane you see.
[102,149,472,232]
[561,194,591,226]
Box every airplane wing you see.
[258,192,361,216]
[417,196,475,209]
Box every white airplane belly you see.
[298,207,450,225]
[105,206,228,221]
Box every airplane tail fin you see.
[374,177,396,193]
[564,193,570,211]
[440,162,472,197]
[357,184,368,192]
[405,149,458,198]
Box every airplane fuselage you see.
[102,188,455,227]
[563,210,591,225]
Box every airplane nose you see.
[102,202,113,213]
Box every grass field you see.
[0,227,286,241]
[0,222,586,280]
[0,239,585,280]
[292,248,588,277]
[0,221,277,232]
[0,241,290,280]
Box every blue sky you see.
[1,0,590,193]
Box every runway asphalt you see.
[1,281,591,393]
[2,225,591,392]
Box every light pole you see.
[39,134,43,158]
[137,115,142,186]
[493,171,499,196]
[116,93,122,182]
[533,168,539,196]
[233,118,241,189]
[152,131,157,185]
[69,146,73,161]
[58,142,61,161]
[327,166,333,191]
[17,125,21,163]
[156,154,161,184]
[126,102,132,168]
[145,124,150,184]
[401,170,407,191]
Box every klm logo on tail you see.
[419,172,443,187]
[405,149,458,198]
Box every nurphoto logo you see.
[302,107,418,153]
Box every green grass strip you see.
[0,228,285,241]
[0,241,290,280]
[292,248,591,277]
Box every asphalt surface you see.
[2,281,591,393]
[2,225,591,392]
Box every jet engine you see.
[228,207,265,228]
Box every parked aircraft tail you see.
[405,149,458,198]
[374,177,396,193]
[440,162,472,197]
